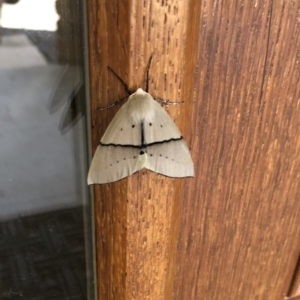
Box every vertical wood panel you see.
[87,1,192,299]
[173,0,300,299]
[86,0,300,299]
[87,1,131,298]
[126,2,191,299]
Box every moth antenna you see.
[145,54,153,93]
[98,96,128,111]
[107,66,132,95]
[154,97,184,105]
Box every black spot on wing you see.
[100,150,140,170]
[148,152,179,164]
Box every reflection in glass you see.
[0,0,95,299]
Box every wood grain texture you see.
[288,255,300,297]
[173,1,300,299]
[87,1,191,299]
[286,295,300,300]
[86,0,300,299]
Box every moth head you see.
[127,88,156,122]
[136,88,146,95]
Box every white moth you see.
[87,88,194,184]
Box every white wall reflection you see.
[1,0,59,31]
[0,1,86,221]
[0,34,47,68]
[0,34,83,220]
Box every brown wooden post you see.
[87,0,300,299]
[87,1,193,299]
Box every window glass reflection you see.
[0,0,94,299]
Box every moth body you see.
[122,88,156,125]
[88,88,194,184]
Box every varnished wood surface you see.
[286,295,300,300]
[86,0,300,299]
[288,256,300,298]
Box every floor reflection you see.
[0,207,87,300]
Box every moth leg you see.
[154,97,184,105]
[97,96,128,110]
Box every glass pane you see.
[0,0,95,299]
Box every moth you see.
[87,57,194,184]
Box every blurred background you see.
[0,0,95,299]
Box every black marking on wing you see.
[141,121,145,147]
[100,136,183,149]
